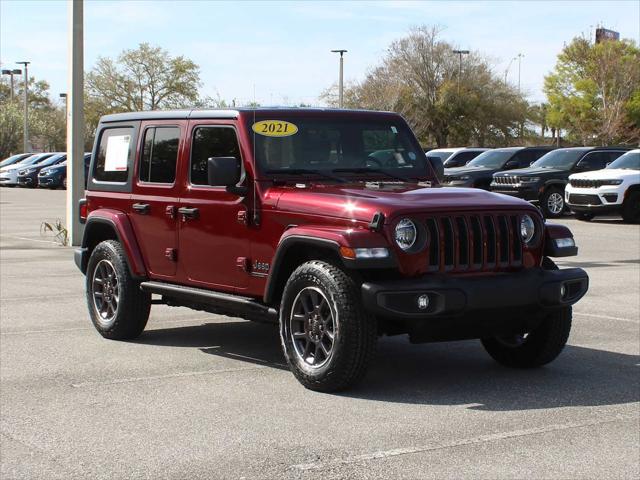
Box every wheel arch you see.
[80,210,147,278]
[624,183,640,200]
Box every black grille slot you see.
[426,218,440,271]
[442,218,455,269]
[569,194,602,205]
[510,215,523,264]
[484,216,496,265]
[456,217,469,268]
[470,216,483,267]
[498,216,510,264]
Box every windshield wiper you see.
[264,168,347,183]
[331,167,414,183]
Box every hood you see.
[569,168,640,181]
[271,182,533,222]
[0,165,20,173]
[495,167,565,177]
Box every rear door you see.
[176,121,250,291]
[575,151,609,172]
[128,121,183,279]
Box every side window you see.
[190,126,240,186]
[511,151,531,167]
[139,126,180,184]
[578,152,607,170]
[94,127,133,182]
[607,151,625,163]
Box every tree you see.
[0,101,22,157]
[321,26,529,147]
[86,43,201,112]
[544,36,640,145]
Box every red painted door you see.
[128,121,183,279]
[177,121,250,292]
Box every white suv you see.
[566,149,640,223]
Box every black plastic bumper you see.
[362,267,588,319]
[74,247,88,274]
[491,187,539,201]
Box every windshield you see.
[531,149,585,169]
[466,150,515,169]
[426,151,454,161]
[37,155,65,167]
[607,151,639,170]
[249,117,430,181]
[16,154,53,167]
[0,154,28,168]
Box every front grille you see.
[570,179,604,188]
[425,213,524,273]
[493,176,520,185]
[443,175,454,183]
[569,194,602,205]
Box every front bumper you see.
[38,174,63,187]
[565,185,625,211]
[362,267,588,320]
[490,184,540,202]
[17,174,38,186]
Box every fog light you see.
[354,248,389,259]
[417,294,430,310]
[555,237,575,249]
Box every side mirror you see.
[504,160,519,170]
[428,156,444,182]
[207,156,246,195]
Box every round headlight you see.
[395,218,417,250]
[520,214,536,244]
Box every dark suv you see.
[491,147,630,218]
[74,109,588,392]
[442,146,555,190]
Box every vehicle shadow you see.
[136,320,640,411]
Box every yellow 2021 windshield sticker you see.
[252,120,298,137]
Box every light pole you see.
[331,49,347,108]
[452,50,469,95]
[504,57,516,85]
[16,61,30,152]
[2,69,22,100]
[516,53,524,93]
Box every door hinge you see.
[237,210,248,226]
[165,248,177,262]
[165,205,176,219]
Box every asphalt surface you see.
[1,187,638,479]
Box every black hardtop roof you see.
[556,146,633,151]
[99,107,400,123]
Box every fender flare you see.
[263,226,394,304]
[542,179,567,191]
[80,209,147,278]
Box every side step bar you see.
[140,281,278,323]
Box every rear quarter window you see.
[93,127,134,183]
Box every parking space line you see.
[0,234,62,245]
[71,365,267,388]
[290,414,639,471]
[575,312,639,324]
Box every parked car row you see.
[430,145,638,222]
[0,152,91,189]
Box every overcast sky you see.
[1,0,639,107]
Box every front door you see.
[177,122,250,292]
[129,121,183,279]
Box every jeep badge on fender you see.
[74,108,589,392]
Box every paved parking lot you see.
[1,187,638,479]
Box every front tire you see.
[86,240,151,339]
[279,261,376,392]
[622,191,640,223]
[540,187,565,218]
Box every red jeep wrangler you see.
[75,108,589,392]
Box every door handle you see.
[132,203,150,214]
[178,207,199,221]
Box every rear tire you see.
[279,260,377,392]
[481,257,571,368]
[622,191,640,223]
[86,240,151,340]
[540,187,565,218]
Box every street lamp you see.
[452,50,470,95]
[2,69,22,100]
[331,49,347,108]
[16,61,30,152]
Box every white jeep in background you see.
[566,149,640,223]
